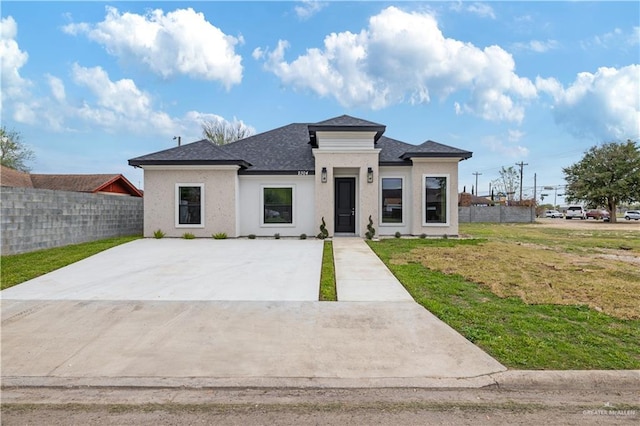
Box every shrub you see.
[274,233,281,239]
[419,233,427,239]
[212,232,227,240]
[365,215,376,240]
[317,217,329,239]
[300,233,307,240]
[394,231,401,239]
[248,234,256,240]
[182,232,195,239]
[153,229,165,239]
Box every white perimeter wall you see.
[238,175,316,237]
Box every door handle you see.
[351,208,355,216]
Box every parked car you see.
[586,209,610,221]
[544,210,563,218]
[624,210,640,220]
[565,205,586,220]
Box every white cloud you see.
[295,1,327,20]
[508,129,525,142]
[63,6,243,88]
[260,6,535,122]
[512,39,559,53]
[0,16,32,118]
[482,134,530,158]
[450,2,495,19]
[537,65,640,140]
[581,26,640,50]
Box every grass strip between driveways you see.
[319,241,337,301]
[367,238,640,370]
[1,235,141,290]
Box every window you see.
[176,184,204,227]
[263,186,293,225]
[424,176,448,224]
[381,177,403,224]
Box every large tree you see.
[563,140,640,223]
[201,119,254,146]
[0,126,34,172]
[492,166,520,202]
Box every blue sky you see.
[2,1,638,201]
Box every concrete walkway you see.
[333,238,413,301]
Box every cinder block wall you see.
[1,187,143,255]
[458,206,534,223]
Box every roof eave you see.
[400,152,473,161]
[128,159,252,169]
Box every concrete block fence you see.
[458,206,535,223]
[1,187,143,255]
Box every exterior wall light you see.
[321,167,328,183]
[367,167,374,183]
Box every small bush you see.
[300,233,307,240]
[274,233,281,239]
[153,229,165,239]
[212,232,227,239]
[317,217,329,239]
[394,231,401,239]
[182,232,195,239]
[419,233,427,239]
[365,215,376,240]
[248,234,256,240]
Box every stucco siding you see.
[313,150,380,237]
[142,168,238,238]
[238,175,316,237]
[409,159,460,236]
[378,166,412,235]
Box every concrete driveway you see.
[1,239,324,301]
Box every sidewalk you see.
[332,238,413,301]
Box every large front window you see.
[424,176,447,224]
[263,186,293,224]
[381,178,403,224]
[176,184,204,226]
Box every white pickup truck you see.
[565,205,586,220]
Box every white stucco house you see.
[128,115,472,238]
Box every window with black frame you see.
[425,176,447,223]
[381,178,403,223]
[178,185,202,225]
[263,187,293,224]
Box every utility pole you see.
[516,161,528,201]
[473,172,482,197]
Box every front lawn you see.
[368,232,639,370]
[1,236,140,290]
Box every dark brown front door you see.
[335,178,355,233]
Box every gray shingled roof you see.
[128,115,472,173]
[129,139,251,168]
[399,140,472,160]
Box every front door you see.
[335,177,356,233]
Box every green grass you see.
[460,223,640,253]
[368,238,640,370]
[319,241,337,301]
[1,236,141,290]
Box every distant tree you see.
[563,140,640,223]
[201,119,254,146]
[492,166,520,202]
[0,126,34,172]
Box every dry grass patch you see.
[394,241,640,320]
